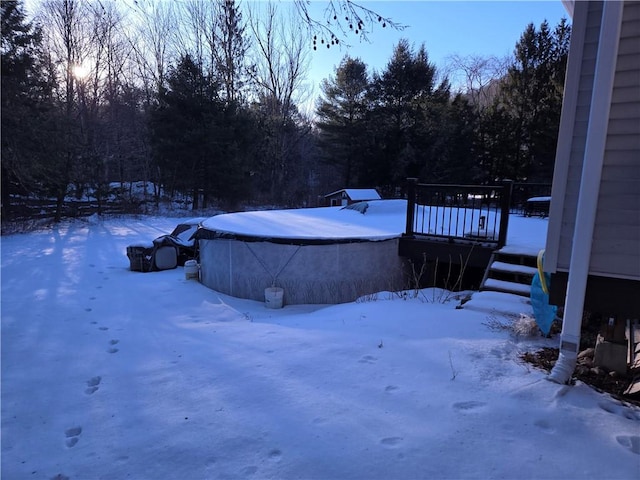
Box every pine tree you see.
[367,39,448,188]
[1,0,54,217]
[150,55,220,208]
[315,55,370,187]
[493,19,571,182]
[434,94,480,184]
[215,0,250,104]
[149,54,257,208]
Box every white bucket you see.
[184,260,199,280]
[264,287,284,309]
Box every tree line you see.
[1,0,570,221]
[316,19,570,193]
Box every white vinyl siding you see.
[548,1,639,281]
[551,1,603,272]
[590,0,640,279]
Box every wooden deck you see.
[398,180,514,290]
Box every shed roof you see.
[324,189,381,201]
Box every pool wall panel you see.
[199,238,408,304]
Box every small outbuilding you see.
[324,189,381,207]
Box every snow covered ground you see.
[2,213,639,480]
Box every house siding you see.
[552,1,603,273]
[590,0,640,279]
[551,1,640,281]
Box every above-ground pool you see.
[197,200,410,305]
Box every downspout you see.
[548,1,625,384]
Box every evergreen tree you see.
[367,39,448,189]
[215,0,250,104]
[435,94,480,184]
[481,102,520,182]
[149,54,257,208]
[315,55,370,187]
[150,55,221,208]
[491,19,570,182]
[1,0,55,217]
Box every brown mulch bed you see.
[518,312,640,407]
[521,347,640,407]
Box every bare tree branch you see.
[293,0,405,49]
[248,2,311,116]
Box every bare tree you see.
[122,0,176,101]
[445,54,508,108]
[247,2,314,203]
[37,0,151,212]
[175,0,218,77]
[85,0,147,204]
[38,0,93,219]
[248,1,311,118]
[444,54,510,185]
[115,0,179,202]
[40,0,86,109]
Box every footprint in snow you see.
[107,339,120,353]
[268,449,282,462]
[64,426,82,448]
[533,419,554,433]
[616,435,640,455]
[380,437,403,447]
[85,376,101,395]
[598,401,640,421]
[241,465,258,476]
[453,401,487,411]
[358,355,377,364]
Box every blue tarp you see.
[531,271,557,336]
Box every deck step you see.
[458,290,533,317]
[490,261,538,276]
[482,278,532,297]
[480,250,540,298]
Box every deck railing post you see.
[405,178,418,236]
[498,180,513,248]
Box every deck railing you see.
[404,179,513,249]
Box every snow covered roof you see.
[200,199,405,242]
[324,188,381,201]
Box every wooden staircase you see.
[480,251,538,297]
